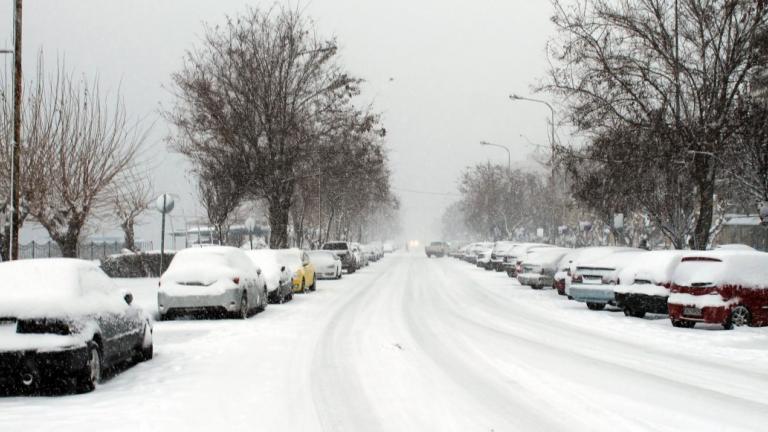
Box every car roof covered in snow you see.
[0,258,126,318]
[573,247,646,270]
[616,250,687,285]
[672,250,768,289]
[163,246,258,283]
[560,246,641,271]
[507,243,553,258]
[522,247,572,267]
[244,250,286,290]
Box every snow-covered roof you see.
[672,250,768,289]
[522,247,571,267]
[616,250,686,285]
[559,246,640,271]
[162,246,257,284]
[723,216,762,226]
[0,259,126,318]
[244,250,285,290]
[308,250,337,266]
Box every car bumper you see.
[569,285,615,304]
[0,345,89,390]
[158,290,242,315]
[517,273,553,287]
[614,293,668,314]
[316,270,338,279]
[667,303,730,324]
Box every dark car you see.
[321,241,358,273]
[0,259,152,394]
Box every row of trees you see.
[544,0,768,250]
[0,60,152,259]
[167,6,399,249]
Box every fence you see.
[18,240,154,261]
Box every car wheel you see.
[301,279,307,294]
[623,306,646,319]
[310,278,316,292]
[586,302,606,311]
[725,306,751,329]
[236,293,248,319]
[672,319,695,328]
[76,341,102,393]
[134,322,153,362]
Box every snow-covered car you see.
[463,242,493,264]
[667,251,768,329]
[502,243,553,277]
[352,242,369,267]
[158,246,268,320]
[244,250,293,304]
[516,247,571,289]
[0,259,152,394]
[612,250,686,318]
[308,250,342,280]
[278,249,317,293]
[569,249,647,310]
[382,241,395,253]
[476,245,495,269]
[489,241,517,271]
[321,241,358,273]
[425,241,449,258]
[553,247,639,296]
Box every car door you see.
[82,267,142,365]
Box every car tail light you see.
[233,277,240,285]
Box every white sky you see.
[1,0,556,245]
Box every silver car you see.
[158,246,268,320]
[308,250,342,279]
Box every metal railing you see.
[17,240,154,261]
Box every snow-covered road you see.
[2,252,768,431]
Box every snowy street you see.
[2,251,768,432]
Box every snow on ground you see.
[1,251,767,431]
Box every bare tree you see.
[197,168,243,246]
[110,170,153,252]
[545,0,768,249]
[166,6,359,249]
[25,62,146,257]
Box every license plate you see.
[683,307,702,317]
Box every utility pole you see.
[10,0,22,260]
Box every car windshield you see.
[322,242,348,250]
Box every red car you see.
[667,251,768,329]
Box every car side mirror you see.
[124,292,134,305]
[281,266,286,272]
[257,268,262,276]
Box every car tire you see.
[235,293,248,319]
[672,319,695,328]
[531,284,543,290]
[309,278,316,292]
[134,322,153,362]
[623,306,646,319]
[724,306,751,329]
[586,302,606,311]
[301,279,307,294]
[76,341,102,394]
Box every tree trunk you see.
[122,220,136,252]
[692,156,716,250]
[267,195,291,249]
[53,230,80,258]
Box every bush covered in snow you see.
[101,251,175,278]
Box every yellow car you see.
[279,249,316,293]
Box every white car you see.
[244,249,293,304]
[158,246,268,320]
[308,250,342,279]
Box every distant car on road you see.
[158,246,268,320]
[309,250,343,280]
[0,259,152,394]
[321,241,358,273]
[244,249,293,304]
[425,241,449,258]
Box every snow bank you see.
[672,250,768,289]
[0,259,127,319]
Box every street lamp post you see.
[479,141,511,171]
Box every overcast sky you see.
[1,0,557,245]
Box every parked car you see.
[158,246,268,320]
[321,241,358,273]
[517,247,572,289]
[464,242,493,264]
[425,241,449,258]
[308,250,342,280]
[476,244,495,269]
[667,250,768,329]
[553,247,639,296]
[569,249,647,310]
[612,250,686,318]
[489,241,517,272]
[244,250,293,304]
[352,242,369,267]
[503,243,553,277]
[0,259,152,393]
[279,249,317,293]
[383,241,395,253]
